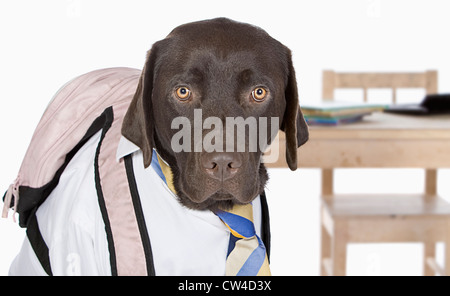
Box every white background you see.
[1,0,450,276]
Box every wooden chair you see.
[320,70,450,276]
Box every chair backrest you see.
[322,70,438,103]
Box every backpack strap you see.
[260,190,271,260]
[26,207,53,276]
[95,105,154,276]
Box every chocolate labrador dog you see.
[122,18,308,211]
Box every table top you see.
[269,112,450,169]
[308,112,450,140]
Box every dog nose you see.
[201,152,242,181]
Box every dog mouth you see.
[175,178,262,211]
[180,187,243,211]
[182,193,247,212]
[211,190,235,201]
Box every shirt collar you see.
[116,136,140,162]
[116,136,177,195]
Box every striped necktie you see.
[151,150,271,276]
[215,205,271,276]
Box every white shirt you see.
[9,130,262,276]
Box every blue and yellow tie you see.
[215,204,271,276]
[151,150,271,276]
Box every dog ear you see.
[280,50,309,171]
[122,46,158,168]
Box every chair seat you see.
[322,194,450,218]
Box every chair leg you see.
[446,218,450,276]
[423,242,436,276]
[332,220,348,276]
[425,169,437,196]
[320,221,331,276]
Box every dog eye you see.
[175,87,191,101]
[251,87,267,102]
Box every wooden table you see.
[267,112,450,169]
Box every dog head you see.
[122,18,308,211]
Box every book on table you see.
[301,101,387,126]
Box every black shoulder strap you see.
[26,207,52,276]
[123,155,156,276]
[260,190,271,260]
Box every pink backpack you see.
[2,67,156,275]
[3,67,139,223]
